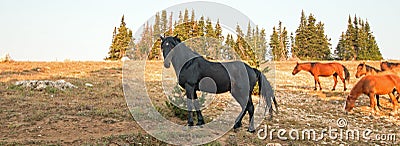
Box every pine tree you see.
[315,22,331,59]
[167,12,173,35]
[334,15,382,60]
[269,26,280,60]
[278,21,289,60]
[234,24,259,68]
[258,28,267,61]
[197,16,205,37]
[161,10,168,34]
[289,32,295,58]
[292,11,331,60]
[106,15,133,60]
[293,10,307,59]
[204,18,216,57]
[205,18,215,38]
[153,12,161,37]
[334,32,348,60]
[136,22,153,60]
[246,21,252,42]
[269,22,289,61]
[148,12,162,60]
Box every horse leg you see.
[314,80,317,90]
[393,88,399,102]
[369,93,379,113]
[185,83,195,126]
[338,73,347,91]
[388,92,398,113]
[233,106,247,130]
[193,92,205,126]
[314,75,322,90]
[332,74,338,91]
[376,95,382,109]
[247,95,255,133]
[232,92,248,131]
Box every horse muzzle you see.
[164,61,171,68]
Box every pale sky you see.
[0,0,399,61]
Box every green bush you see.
[165,84,206,121]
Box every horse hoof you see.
[247,129,256,133]
[331,89,336,91]
[196,120,205,126]
[314,88,317,91]
[344,88,347,91]
[233,128,240,133]
[188,122,194,126]
[233,123,242,129]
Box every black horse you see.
[160,35,277,132]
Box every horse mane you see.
[359,64,381,73]
[385,61,400,68]
[310,62,317,68]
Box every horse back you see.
[312,62,343,76]
[362,74,399,95]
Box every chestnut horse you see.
[381,61,400,71]
[355,62,385,78]
[344,74,400,114]
[355,62,398,108]
[292,62,350,91]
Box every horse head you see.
[344,95,356,113]
[292,62,301,75]
[381,61,390,71]
[355,62,367,78]
[160,34,181,68]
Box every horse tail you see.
[254,69,278,118]
[342,65,350,82]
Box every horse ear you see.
[174,34,179,38]
[296,62,299,65]
[160,35,165,41]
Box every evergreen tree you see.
[136,22,153,60]
[258,28,267,61]
[161,10,168,34]
[292,11,331,60]
[106,15,133,60]
[167,12,173,35]
[315,22,331,59]
[148,12,162,60]
[197,16,205,37]
[334,15,382,60]
[205,18,215,38]
[269,22,289,61]
[269,26,280,60]
[293,10,307,58]
[153,12,161,37]
[234,24,259,68]
[278,22,289,60]
[289,32,295,58]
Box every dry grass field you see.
[0,60,399,145]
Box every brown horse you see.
[355,62,384,78]
[344,74,400,114]
[292,62,350,91]
[381,61,400,71]
[355,62,398,108]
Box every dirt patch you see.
[0,61,399,145]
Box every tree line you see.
[106,10,383,62]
